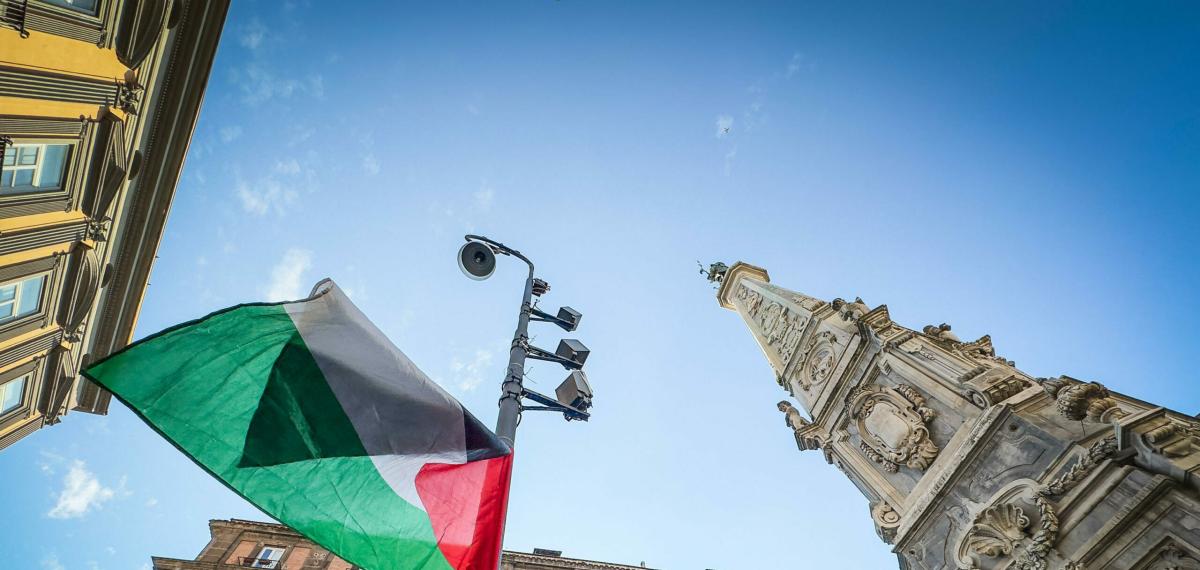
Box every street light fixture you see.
[457,240,497,280]
[457,235,593,446]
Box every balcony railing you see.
[0,0,30,37]
[237,557,279,569]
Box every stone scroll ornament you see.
[851,385,940,473]
[871,501,902,544]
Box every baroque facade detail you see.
[714,261,1200,570]
[851,385,940,473]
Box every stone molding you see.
[716,261,769,310]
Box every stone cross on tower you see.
[715,261,1200,570]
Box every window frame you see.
[252,545,286,568]
[35,0,100,16]
[0,360,38,428]
[1,0,119,46]
[0,257,61,344]
[1,143,72,194]
[0,372,29,415]
[0,135,81,216]
[0,272,49,327]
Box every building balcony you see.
[236,558,278,569]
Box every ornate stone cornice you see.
[502,551,654,570]
[210,518,304,536]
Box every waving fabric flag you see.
[83,280,512,570]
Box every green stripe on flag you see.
[84,302,453,570]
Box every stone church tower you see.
[709,261,1200,569]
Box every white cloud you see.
[263,248,313,301]
[275,158,301,175]
[236,176,297,216]
[362,153,380,175]
[219,125,243,143]
[47,460,116,519]
[287,125,316,147]
[716,115,734,138]
[785,52,813,78]
[105,547,116,556]
[240,19,267,50]
[473,183,495,211]
[450,349,495,391]
[144,497,158,508]
[39,450,64,475]
[787,53,802,77]
[237,65,321,105]
[307,74,325,100]
[41,554,65,570]
[723,146,738,176]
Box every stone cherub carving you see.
[922,322,961,343]
[778,400,823,451]
[831,297,870,322]
[779,400,810,430]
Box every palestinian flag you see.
[83,280,513,570]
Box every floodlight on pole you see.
[456,234,593,448]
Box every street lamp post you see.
[457,234,592,448]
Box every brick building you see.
[150,519,655,570]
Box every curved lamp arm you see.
[464,234,534,278]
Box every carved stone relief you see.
[851,385,940,473]
[1041,377,1128,423]
[872,500,902,544]
[967,375,1034,409]
[735,284,809,372]
[955,438,1118,570]
[1133,540,1200,570]
[1146,423,1200,459]
[966,503,1030,559]
[797,331,840,391]
[832,297,871,322]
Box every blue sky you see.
[4,2,1200,569]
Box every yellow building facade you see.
[0,0,229,450]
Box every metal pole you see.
[495,265,533,448]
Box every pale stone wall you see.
[714,261,1200,569]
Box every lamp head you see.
[458,240,496,281]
